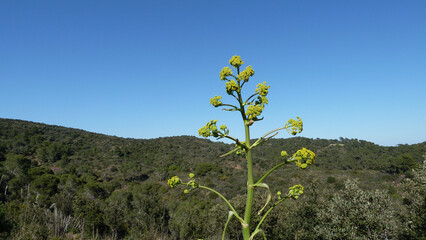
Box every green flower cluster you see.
[210,95,222,107]
[244,81,270,120]
[288,184,304,199]
[255,82,270,96]
[225,80,239,95]
[229,55,244,68]
[198,120,228,138]
[168,176,181,188]
[246,104,265,120]
[199,120,219,137]
[255,96,268,105]
[184,173,199,193]
[238,65,255,82]
[220,67,233,80]
[286,116,303,135]
[292,148,315,169]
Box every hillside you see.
[0,118,425,239]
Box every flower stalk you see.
[168,56,316,240]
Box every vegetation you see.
[168,56,315,240]
[0,117,425,239]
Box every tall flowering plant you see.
[168,56,316,240]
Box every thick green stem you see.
[242,122,254,240]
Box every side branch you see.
[253,195,291,236]
[244,93,259,105]
[198,186,247,227]
[256,158,294,184]
[251,126,287,148]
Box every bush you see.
[315,178,399,239]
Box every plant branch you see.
[198,186,246,227]
[222,211,234,240]
[252,126,288,148]
[244,93,258,105]
[256,158,295,185]
[253,196,291,236]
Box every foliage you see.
[315,178,399,239]
[397,160,426,239]
[0,116,424,239]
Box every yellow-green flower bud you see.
[225,80,239,95]
[184,189,190,194]
[255,82,270,97]
[229,55,244,68]
[189,173,195,178]
[238,65,255,82]
[286,116,303,135]
[198,120,228,139]
[167,176,181,188]
[209,95,222,107]
[255,96,268,105]
[219,67,233,80]
[281,151,288,158]
[288,184,304,199]
[246,103,264,120]
[198,120,219,138]
[292,148,315,169]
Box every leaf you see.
[250,183,272,215]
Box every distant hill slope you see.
[1,118,424,181]
[1,118,425,239]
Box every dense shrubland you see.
[0,118,425,239]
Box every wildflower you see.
[220,67,233,80]
[168,176,181,188]
[246,103,264,120]
[225,80,239,94]
[238,65,255,82]
[286,116,303,135]
[281,151,288,158]
[229,55,244,68]
[292,148,315,169]
[255,82,270,97]
[198,120,219,138]
[255,96,268,105]
[210,96,222,107]
[288,184,304,199]
[189,173,195,178]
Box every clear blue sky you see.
[1,0,425,146]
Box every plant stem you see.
[242,122,254,240]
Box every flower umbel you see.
[288,184,304,199]
[220,67,233,80]
[255,82,270,96]
[168,176,181,188]
[225,80,239,95]
[292,148,315,169]
[238,65,255,82]
[198,120,219,138]
[198,120,228,139]
[285,116,303,135]
[229,55,244,68]
[246,103,264,120]
[210,96,222,107]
